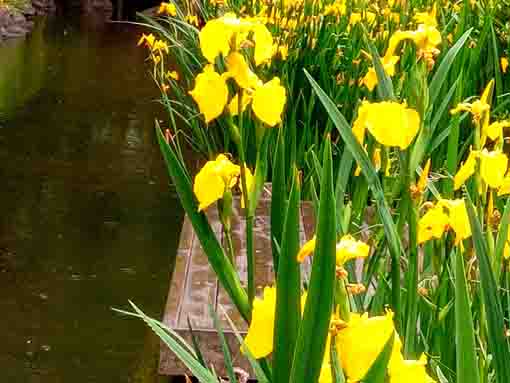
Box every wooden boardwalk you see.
[159,187,315,377]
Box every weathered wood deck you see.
[159,187,315,377]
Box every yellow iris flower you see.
[189,65,229,123]
[353,101,421,149]
[390,355,436,383]
[362,55,400,92]
[454,149,508,190]
[419,199,471,245]
[414,4,437,27]
[193,154,240,211]
[297,235,370,265]
[199,13,274,65]
[451,80,494,143]
[242,286,307,358]
[418,204,449,244]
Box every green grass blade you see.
[128,301,218,383]
[273,167,302,383]
[453,249,480,383]
[429,29,472,105]
[494,198,510,280]
[290,137,336,383]
[466,197,510,383]
[208,304,237,383]
[271,129,287,275]
[305,69,404,329]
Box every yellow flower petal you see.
[353,101,420,149]
[253,23,274,66]
[417,159,431,193]
[297,236,316,262]
[336,311,402,382]
[225,52,261,89]
[486,120,510,141]
[440,199,471,245]
[242,286,277,358]
[239,165,254,208]
[498,176,510,196]
[251,77,286,127]
[336,235,370,265]
[479,149,508,188]
[199,18,232,63]
[189,65,229,123]
[193,154,240,211]
[390,354,436,383]
[418,204,449,244]
[454,150,478,190]
[193,162,225,211]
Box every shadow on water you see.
[0,10,182,383]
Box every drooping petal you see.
[251,77,286,127]
[189,65,229,123]
[253,23,274,66]
[454,150,478,190]
[354,101,420,149]
[242,286,277,358]
[199,18,232,63]
[479,149,508,188]
[193,161,227,211]
[228,92,252,116]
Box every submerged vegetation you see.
[125,1,510,382]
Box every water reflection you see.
[0,12,181,383]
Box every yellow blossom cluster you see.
[188,13,287,125]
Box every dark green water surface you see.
[0,11,181,383]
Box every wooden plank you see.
[159,190,315,377]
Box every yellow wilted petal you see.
[335,235,370,265]
[479,149,508,188]
[189,65,229,123]
[225,52,261,89]
[418,204,449,244]
[454,150,478,190]
[297,236,316,262]
[335,311,402,382]
[242,286,276,358]
[480,79,495,106]
[354,101,420,149]
[199,18,232,63]
[251,77,286,127]
[253,23,274,66]
[440,199,471,245]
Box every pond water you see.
[0,11,181,383]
